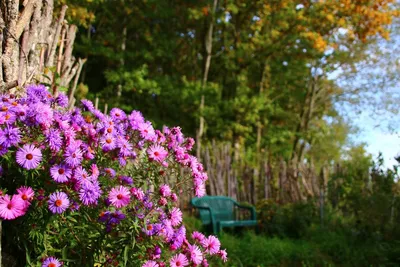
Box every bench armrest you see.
[193,205,218,233]
[234,203,257,220]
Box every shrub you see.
[256,199,317,238]
[0,85,227,266]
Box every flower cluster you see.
[0,84,225,266]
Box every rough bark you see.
[1,1,85,94]
[3,0,19,83]
[15,0,38,39]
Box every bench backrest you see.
[191,196,235,224]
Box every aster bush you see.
[0,84,227,266]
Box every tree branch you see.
[46,4,67,67]
[15,0,38,39]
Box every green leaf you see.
[123,245,129,267]
[23,241,32,266]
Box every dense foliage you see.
[57,0,399,168]
[0,85,226,266]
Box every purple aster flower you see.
[26,84,49,103]
[104,168,116,178]
[100,134,116,151]
[118,156,127,166]
[117,138,133,157]
[74,166,92,184]
[143,223,156,236]
[93,109,105,120]
[119,175,133,185]
[79,180,102,206]
[64,144,83,167]
[98,211,111,223]
[50,164,71,183]
[0,126,21,148]
[81,99,95,112]
[70,201,80,211]
[154,246,162,256]
[28,103,53,124]
[128,110,144,129]
[55,92,68,107]
[14,105,27,120]
[48,192,70,214]
[109,210,126,224]
[110,108,126,121]
[0,112,17,125]
[0,146,8,156]
[46,129,62,151]
[42,256,62,267]
[16,144,42,170]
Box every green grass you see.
[184,215,400,267]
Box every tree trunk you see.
[117,25,127,98]
[196,0,219,159]
[0,1,85,95]
[291,70,318,161]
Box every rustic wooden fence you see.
[180,141,330,210]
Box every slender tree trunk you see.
[291,70,318,161]
[196,0,219,159]
[117,25,127,98]
[254,61,271,202]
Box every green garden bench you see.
[191,196,257,234]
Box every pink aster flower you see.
[169,207,183,226]
[16,186,34,210]
[147,144,168,162]
[138,121,155,139]
[0,194,25,220]
[218,249,228,262]
[108,186,131,208]
[169,253,189,267]
[188,244,203,265]
[42,256,62,267]
[194,183,206,197]
[159,184,171,197]
[192,231,205,243]
[16,186,34,202]
[130,187,145,201]
[201,235,221,255]
[48,192,70,214]
[16,144,42,169]
[142,260,159,267]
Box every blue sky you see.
[331,23,400,169]
[352,112,399,168]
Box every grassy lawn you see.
[184,215,400,267]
